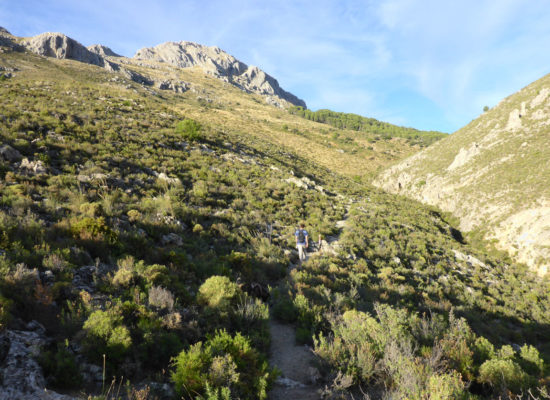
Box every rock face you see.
[0,322,75,399]
[374,73,550,275]
[22,32,104,66]
[134,41,306,108]
[87,44,121,57]
[0,26,24,51]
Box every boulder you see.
[20,158,47,175]
[0,144,22,162]
[161,233,183,247]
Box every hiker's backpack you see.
[297,229,305,243]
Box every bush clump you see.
[175,119,203,142]
[197,276,242,311]
[82,309,132,363]
[171,330,274,399]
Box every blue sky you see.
[2,0,550,133]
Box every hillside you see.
[289,106,446,147]
[374,73,550,275]
[0,28,550,399]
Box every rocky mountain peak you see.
[87,44,121,57]
[22,32,104,66]
[134,41,306,108]
[0,27,11,35]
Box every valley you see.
[0,27,549,400]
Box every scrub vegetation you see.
[0,48,548,399]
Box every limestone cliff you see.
[374,74,550,275]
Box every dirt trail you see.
[268,319,322,400]
[268,200,355,399]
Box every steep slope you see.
[375,74,550,275]
[3,27,433,177]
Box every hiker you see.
[295,222,309,264]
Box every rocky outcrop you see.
[134,41,306,108]
[0,27,24,51]
[87,44,121,57]
[156,79,189,93]
[22,32,103,65]
[0,321,75,399]
[21,32,121,73]
[121,67,153,85]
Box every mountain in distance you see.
[134,41,307,108]
[5,27,305,109]
[375,74,550,275]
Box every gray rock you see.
[87,44,121,57]
[0,144,22,162]
[0,328,75,399]
[134,41,306,107]
[0,27,24,52]
[20,158,47,175]
[121,67,153,85]
[22,32,104,66]
[161,233,183,246]
[156,79,189,93]
[148,382,175,399]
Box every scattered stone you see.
[307,367,321,384]
[156,172,181,185]
[276,377,306,388]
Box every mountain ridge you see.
[134,40,306,108]
[6,28,306,109]
[374,73,550,275]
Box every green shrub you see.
[425,371,468,400]
[473,336,495,366]
[271,298,297,323]
[0,294,13,329]
[197,276,242,311]
[519,344,544,376]
[171,330,273,399]
[71,217,117,244]
[39,342,82,388]
[82,310,132,363]
[478,358,530,392]
[175,119,203,141]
